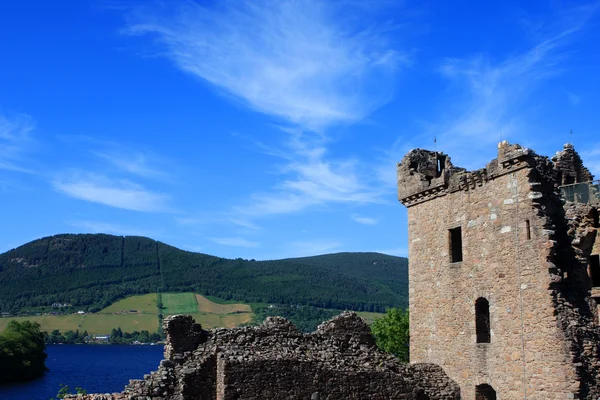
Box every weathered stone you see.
[398,141,600,400]
[68,312,459,400]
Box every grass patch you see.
[100,293,158,314]
[356,311,386,325]
[80,313,158,335]
[186,312,253,329]
[162,292,199,315]
[0,315,85,333]
[203,295,243,305]
[0,292,256,335]
[195,294,251,314]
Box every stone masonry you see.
[397,141,600,400]
[68,313,460,400]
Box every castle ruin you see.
[397,141,600,399]
[69,312,460,399]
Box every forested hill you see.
[0,234,408,314]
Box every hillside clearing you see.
[195,294,251,314]
[162,293,198,315]
[100,293,158,314]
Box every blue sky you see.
[1,0,599,259]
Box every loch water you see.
[0,344,164,400]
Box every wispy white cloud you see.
[374,247,408,257]
[228,218,260,231]
[124,0,405,131]
[209,236,259,248]
[69,220,161,237]
[53,173,171,212]
[94,150,166,179]
[58,135,169,179]
[286,239,343,257]
[0,114,36,173]
[419,3,599,169]
[351,214,378,225]
[233,131,387,217]
[123,0,407,221]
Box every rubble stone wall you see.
[397,141,600,400]
[68,313,460,400]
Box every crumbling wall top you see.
[397,141,549,207]
[553,143,594,186]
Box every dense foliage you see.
[0,320,47,383]
[371,307,410,362]
[108,328,162,344]
[0,234,408,314]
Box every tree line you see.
[0,234,408,314]
[43,328,163,344]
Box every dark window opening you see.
[556,171,563,186]
[475,384,496,400]
[525,219,531,240]
[475,298,490,343]
[565,175,575,185]
[449,227,463,263]
[436,155,446,177]
[589,255,600,287]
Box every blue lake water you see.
[0,344,164,400]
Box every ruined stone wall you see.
[397,141,600,400]
[399,143,592,400]
[555,203,600,399]
[217,359,422,400]
[68,313,460,400]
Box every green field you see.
[0,312,158,335]
[100,293,158,314]
[356,311,386,325]
[2,293,393,334]
[161,292,199,314]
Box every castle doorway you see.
[475,384,496,400]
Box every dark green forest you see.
[0,320,47,383]
[0,234,408,314]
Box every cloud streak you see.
[351,214,378,225]
[209,236,259,248]
[0,114,35,173]
[53,173,171,212]
[233,131,387,217]
[420,3,599,169]
[69,220,161,237]
[124,0,405,131]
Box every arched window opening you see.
[475,384,496,400]
[475,298,490,343]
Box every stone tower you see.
[397,141,600,400]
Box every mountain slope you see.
[0,234,408,313]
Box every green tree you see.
[371,307,409,362]
[0,320,47,383]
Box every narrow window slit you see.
[475,298,490,343]
[449,227,462,263]
[525,219,531,240]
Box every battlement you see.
[397,141,535,207]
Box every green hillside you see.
[0,234,408,314]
